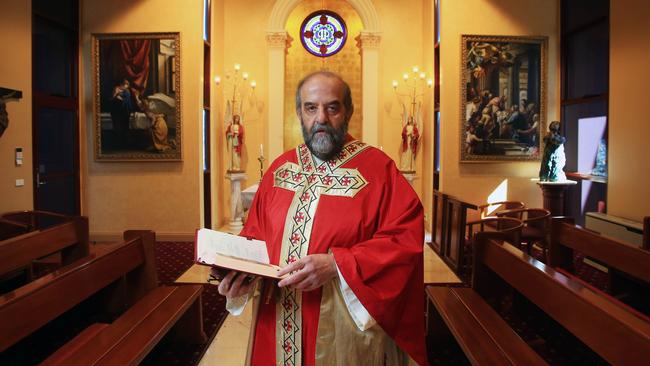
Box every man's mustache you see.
[308,124,336,138]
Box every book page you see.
[195,228,269,265]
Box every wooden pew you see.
[472,233,650,365]
[0,230,205,364]
[549,218,650,285]
[1,210,73,231]
[426,230,546,365]
[0,218,29,241]
[0,215,89,291]
[427,285,547,365]
[434,191,478,277]
[431,190,448,255]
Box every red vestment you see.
[241,138,426,365]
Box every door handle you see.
[36,171,47,187]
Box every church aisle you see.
[198,300,252,366]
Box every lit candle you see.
[403,73,409,81]
[260,144,264,157]
[251,80,257,89]
[420,72,426,79]
[214,76,221,85]
[392,80,398,89]
[242,72,249,80]
[427,79,433,87]
[234,63,240,71]
[412,66,419,73]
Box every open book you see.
[194,228,286,280]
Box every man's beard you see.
[300,116,348,161]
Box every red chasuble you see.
[240,139,426,366]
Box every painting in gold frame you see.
[460,35,547,162]
[93,32,181,161]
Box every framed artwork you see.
[93,32,181,161]
[460,35,547,162]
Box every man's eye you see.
[328,106,340,113]
[306,106,317,113]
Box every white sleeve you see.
[336,264,377,331]
[225,291,250,316]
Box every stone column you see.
[266,31,291,161]
[401,171,418,188]
[226,171,248,232]
[357,31,381,146]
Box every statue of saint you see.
[539,120,566,182]
[226,114,244,171]
[400,115,420,172]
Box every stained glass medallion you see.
[300,10,347,57]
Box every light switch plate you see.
[15,179,24,187]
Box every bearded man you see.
[216,71,426,366]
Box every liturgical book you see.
[194,228,285,280]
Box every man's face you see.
[297,74,350,160]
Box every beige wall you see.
[609,0,650,222]
[439,0,560,212]
[81,0,204,240]
[0,1,33,213]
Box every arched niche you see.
[265,0,381,159]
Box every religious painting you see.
[460,35,547,162]
[93,33,181,161]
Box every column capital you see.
[356,31,381,50]
[266,31,293,49]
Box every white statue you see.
[400,114,421,173]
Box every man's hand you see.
[277,254,337,292]
[216,270,258,299]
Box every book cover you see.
[194,228,286,280]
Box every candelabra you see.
[215,64,257,173]
[391,66,432,174]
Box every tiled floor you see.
[198,242,460,365]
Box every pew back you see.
[0,215,89,278]
[0,230,156,352]
[549,218,650,284]
[473,234,650,365]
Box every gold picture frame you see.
[93,32,181,161]
[460,34,547,162]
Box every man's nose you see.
[315,106,329,124]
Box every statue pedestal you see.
[226,171,247,232]
[536,180,577,216]
[401,171,418,188]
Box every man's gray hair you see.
[295,71,354,117]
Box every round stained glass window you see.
[300,10,347,57]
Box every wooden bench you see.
[472,232,650,365]
[430,190,478,277]
[550,217,650,314]
[0,214,88,292]
[0,230,205,364]
[427,285,547,365]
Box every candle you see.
[260,144,264,157]
[242,72,249,80]
[251,80,257,89]
[403,73,409,81]
[234,63,240,71]
[392,80,398,89]
[412,66,419,73]
[214,76,221,85]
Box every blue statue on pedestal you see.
[591,138,608,177]
[539,121,566,182]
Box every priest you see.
[217,71,426,366]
